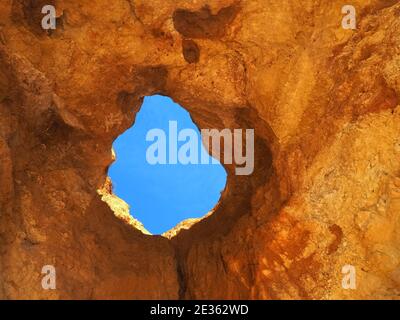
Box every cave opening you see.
[107,95,227,235]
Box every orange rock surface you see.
[0,0,399,299]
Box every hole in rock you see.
[108,95,227,235]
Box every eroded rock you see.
[0,0,399,299]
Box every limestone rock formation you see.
[0,0,399,299]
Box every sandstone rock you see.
[0,0,399,299]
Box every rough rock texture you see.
[98,177,151,236]
[0,0,399,299]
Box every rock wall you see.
[0,0,399,299]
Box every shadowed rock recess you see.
[0,0,399,299]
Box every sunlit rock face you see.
[0,0,399,299]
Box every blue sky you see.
[109,95,227,235]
